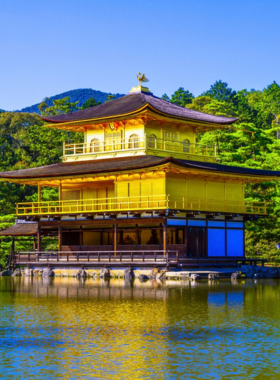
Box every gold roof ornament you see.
[137,72,149,86]
[129,72,151,94]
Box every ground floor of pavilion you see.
[0,215,248,268]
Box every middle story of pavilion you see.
[0,154,279,258]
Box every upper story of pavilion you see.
[41,81,238,164]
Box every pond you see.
[0,277,279,379]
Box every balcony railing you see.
[63,137,217,158]
[16,195,267,216]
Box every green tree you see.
[202,80,235,102]
[105,94,115,103]
[161,94,170,101]
[169,87,194,107]
[80,97,101,110]
[38,97,79,116]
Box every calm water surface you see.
[0,276,280,379]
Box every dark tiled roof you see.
[0,222,38,236]
[0,156,279,179]
[41,92,238,125]
[0,156,168,178]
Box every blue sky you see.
[1,0,280,110]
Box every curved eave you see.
[40,103,238,128]
[0,157,280,184]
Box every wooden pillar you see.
[38,183,41,202]
[114,224,118,255]
[160,228,163,248]
[37,225,42,252]
[59,180,62,212]
[163,223,167,254]
[136,226,140,247]
[79,226,83,250]
[33,237,36,251]
[184,227,188,257]
[9,236,15,269]
[58,225,62,253]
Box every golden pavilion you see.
[0,76,278,268]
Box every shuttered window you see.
[62,190,81,201]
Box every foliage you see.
[169,87,194,107]
[38,97,79,116]
[201,80,236,102]
[105,94,116,103]
[80,97,101,110]
[186,81,280,261]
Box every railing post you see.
[98,252,100,262]
[63,141,65,156]
[67,251,69,262]
[28,251,30,262]
[87,251,89,262]
[109,251,111,262]
[19,252,20,263]
[77,251,79,262]
[214,144,217,157]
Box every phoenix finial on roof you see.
[137,72,149,86]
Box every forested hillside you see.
[1,81,280,265]
[20,88,125,113]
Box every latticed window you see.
[90,138,100,152]
[183,139,190,153]
[148,134,156,148]
[105,131,122,150]
[129,134,139,148]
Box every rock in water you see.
[231,273,241,281]
[0,270,13,276]
[253,272,263,279]
[266,269,278,279]
[24,268,33,276]
[100,267,110,278]
[139,274,149,282]
[190,274,201,281]
[12,268,22,277]
[208,273,219,281]
[156,271,166,280]
[76,269,87,278]
[245,267,255,278]
[124,268,135,280]
[33,269,43,276]
[149,268,161,279]
[43,268,55,277]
